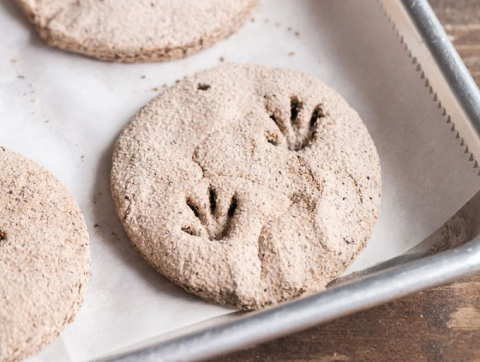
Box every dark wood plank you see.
[207,1,480,361]
[210,274,480,362]
[430,0,480,86]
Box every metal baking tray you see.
[100,1,480,361]
[1,0,479,361]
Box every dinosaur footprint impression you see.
[181,177,290,243]
[265,95,325,151]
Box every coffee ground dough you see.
[14,0,258,62]
[111,63,382,310]
[0,147,90,362]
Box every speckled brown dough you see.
[13,0,258,63]
[111,64,382,310]
[0,147,90,362]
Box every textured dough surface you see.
[0,147,90,362]
[14,0,258,62]
[111,64,381,309]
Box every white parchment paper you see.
[0,0,479,361]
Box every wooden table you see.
[209,1,480,361]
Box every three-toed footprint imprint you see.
[182,186,238,241]
[266,96,324,151]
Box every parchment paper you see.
[0,0,479,361]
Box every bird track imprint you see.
[182,186,238,241]
[265,96,324,151]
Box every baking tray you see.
[1,0,479,361]
[101,1,480,361]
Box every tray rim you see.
[100,1,480,361]
[102,239,480,362]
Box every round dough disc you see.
[0,147,90,362]
[14,0,258,62]
[111,64,381,309]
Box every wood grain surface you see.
[208,1,480,361]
